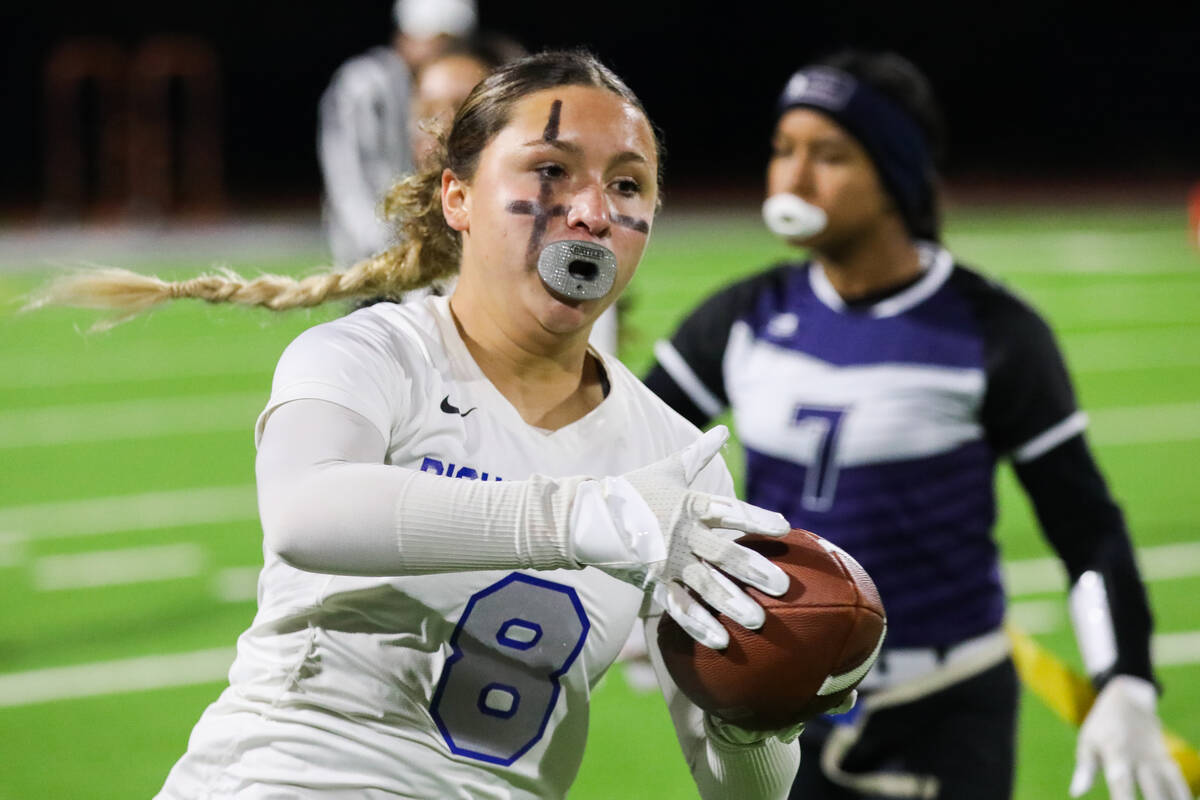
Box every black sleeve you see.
[973,279,1078,455]
[1013,437,1156,688]
[643,266,788,429]
[963,270,1155,688]
[642,363,712,428]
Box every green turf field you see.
[0,204,1197,798]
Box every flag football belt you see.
[819,628,1012,799]
[856,627,1010,694]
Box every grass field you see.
[0,203,1197,798]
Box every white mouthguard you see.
[762,193,828,239]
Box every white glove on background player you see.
[569,425,791,649]
[1070,675,1190,800]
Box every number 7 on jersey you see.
[793,405,848,512]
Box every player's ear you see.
[442,168,470,233]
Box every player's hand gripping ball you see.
[657,529,886,730]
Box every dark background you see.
[5,0,1199,211]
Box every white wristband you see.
[569,478,666,584]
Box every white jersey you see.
[318,46,414,267]
[158,295,729,799]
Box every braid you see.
[27,158,459,327]
[381,140,462,291]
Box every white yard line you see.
[1136,542,1200,580]
[1064,328,1200,373]
[33,542,205,590]
[1003,558,1071,597]
[0,217,324,270]
[1153,632,1200,667]
[0,485,257,540]
[0,338,281,388]
[0,532,27,567]
[949,228,1197,275]
[1088,402,1200,447]
[0,392,264,448]
[0,648,235,708]
[1007,599,1067,634]
[1003,541,1200,596]
[212,565,261,603]
[1026,284,1200,323]
[0,357,272,388]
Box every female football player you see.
[35,51,808,799]
[644,50,1189,800]
[399,34,624,356]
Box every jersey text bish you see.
[420,457,504,481]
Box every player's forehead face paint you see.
[479,87,656,302]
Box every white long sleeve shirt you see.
[156,296,797,799]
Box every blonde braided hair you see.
[27,156,458,328]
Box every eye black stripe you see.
[542,99,562,141]
[614,214,650,234]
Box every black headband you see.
[777,66,937,240]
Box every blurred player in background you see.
[38,51,806,799]
[644,50,1189,800]
[349,31,528,307]
[409,33,528,168]
[317,0,477,268]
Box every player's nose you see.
[565,183,611,238]
[774,153,815,197]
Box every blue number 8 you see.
[430,573,591,765]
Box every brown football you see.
[656,529,886,730]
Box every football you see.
[656,529,886,731]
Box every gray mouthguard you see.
[536,240,618,301]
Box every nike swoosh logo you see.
[440,395,477,417]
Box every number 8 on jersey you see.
[431,573,591,765]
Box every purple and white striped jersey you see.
[646,244,1148,658]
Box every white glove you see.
[1070,675,1190,800]
[570,426,791,649]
